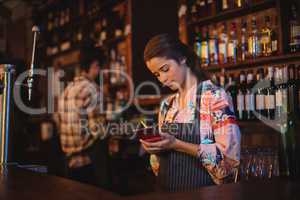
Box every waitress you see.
[140,34,241,192]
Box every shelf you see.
[203,52,300,72]
[188,0,276,27]
[238,120,281,134]
[133,95,164,106]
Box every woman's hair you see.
[144,34,208,81]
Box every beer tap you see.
[27,25,40,101]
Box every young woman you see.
[140,34,241,192]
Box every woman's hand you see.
[140,132,177,154]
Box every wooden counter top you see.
[0,165,298,200]
[0,165,119,200]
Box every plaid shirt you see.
[58,75,106,168]
[154,80,241,184]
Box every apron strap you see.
[194,82,203,135]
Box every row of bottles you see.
[194,12,278,67]
[189,0,267,22]
[45,3,130,57]
[212,64,300,121]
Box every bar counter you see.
[0,165,298,200]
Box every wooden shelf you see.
[202,52,300,72]
[133,95,164,106]
[188,0,276,27]
[238,120,281,134]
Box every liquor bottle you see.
[65,8,70,24]
[219,68,226,88]
[197,0,207,18]
[289,2,300,53]
[207,0,216,16]
[222,0,230,11]
[261,16,272,57]
[271,16,279,55]
[59,9,65,27]
[248,16,261,58]
[218,22,228,64]
[255,68,265,119]
[288,65,297,114]
[237,71,247,120]
[241,19,248,61]
[234,0,243,8]
[226,74,238,115]
[209,25,219,64]
[194,26,202,59]
[190,3,198,22]
[60,31,71,52]
[47,12,54,31]
[201,27,210,67]
[245,70,255,120]
[228,22,238,63]
[265,66,275,119]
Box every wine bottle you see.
[234,0,243,8]
[237,71,247,120]
[289,2,300,53]
[194,26,202,59]
[255,68,265,119]
[245,70,255,120]
[209,25,219,65]
[219,68,226,88]
[228,22,238,63]
[275,67,284,119]
[248,16,261,58]
[226,74,238,116]
[241,19,248,61]
[222,0,229,11]
[218,22,228,64]
[201,27,210,67]
[271,15,279,55]
[261,16,272,57]
[265,66,275,119]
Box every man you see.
[57,46,110,187]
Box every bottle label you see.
[219,43,227,58]
[266,94,275,109]
[272,40,278,52]
[222,0,228,9]
[209,39,217,56]
[261,35,271,44]
[246,93,255,111]
[275,90,282,107]
[248,37,253,55]
[228,42,235,57]
[237,93,245,111]
[201,42,209,60]
[256,94,265,110]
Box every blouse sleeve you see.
[197,87,241,184]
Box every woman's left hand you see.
[140,132,177,153]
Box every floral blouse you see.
[151,80,241,184]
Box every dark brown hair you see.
[144,34,208,82]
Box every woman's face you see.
[146,57,186,91]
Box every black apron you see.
[158,83,214,192]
